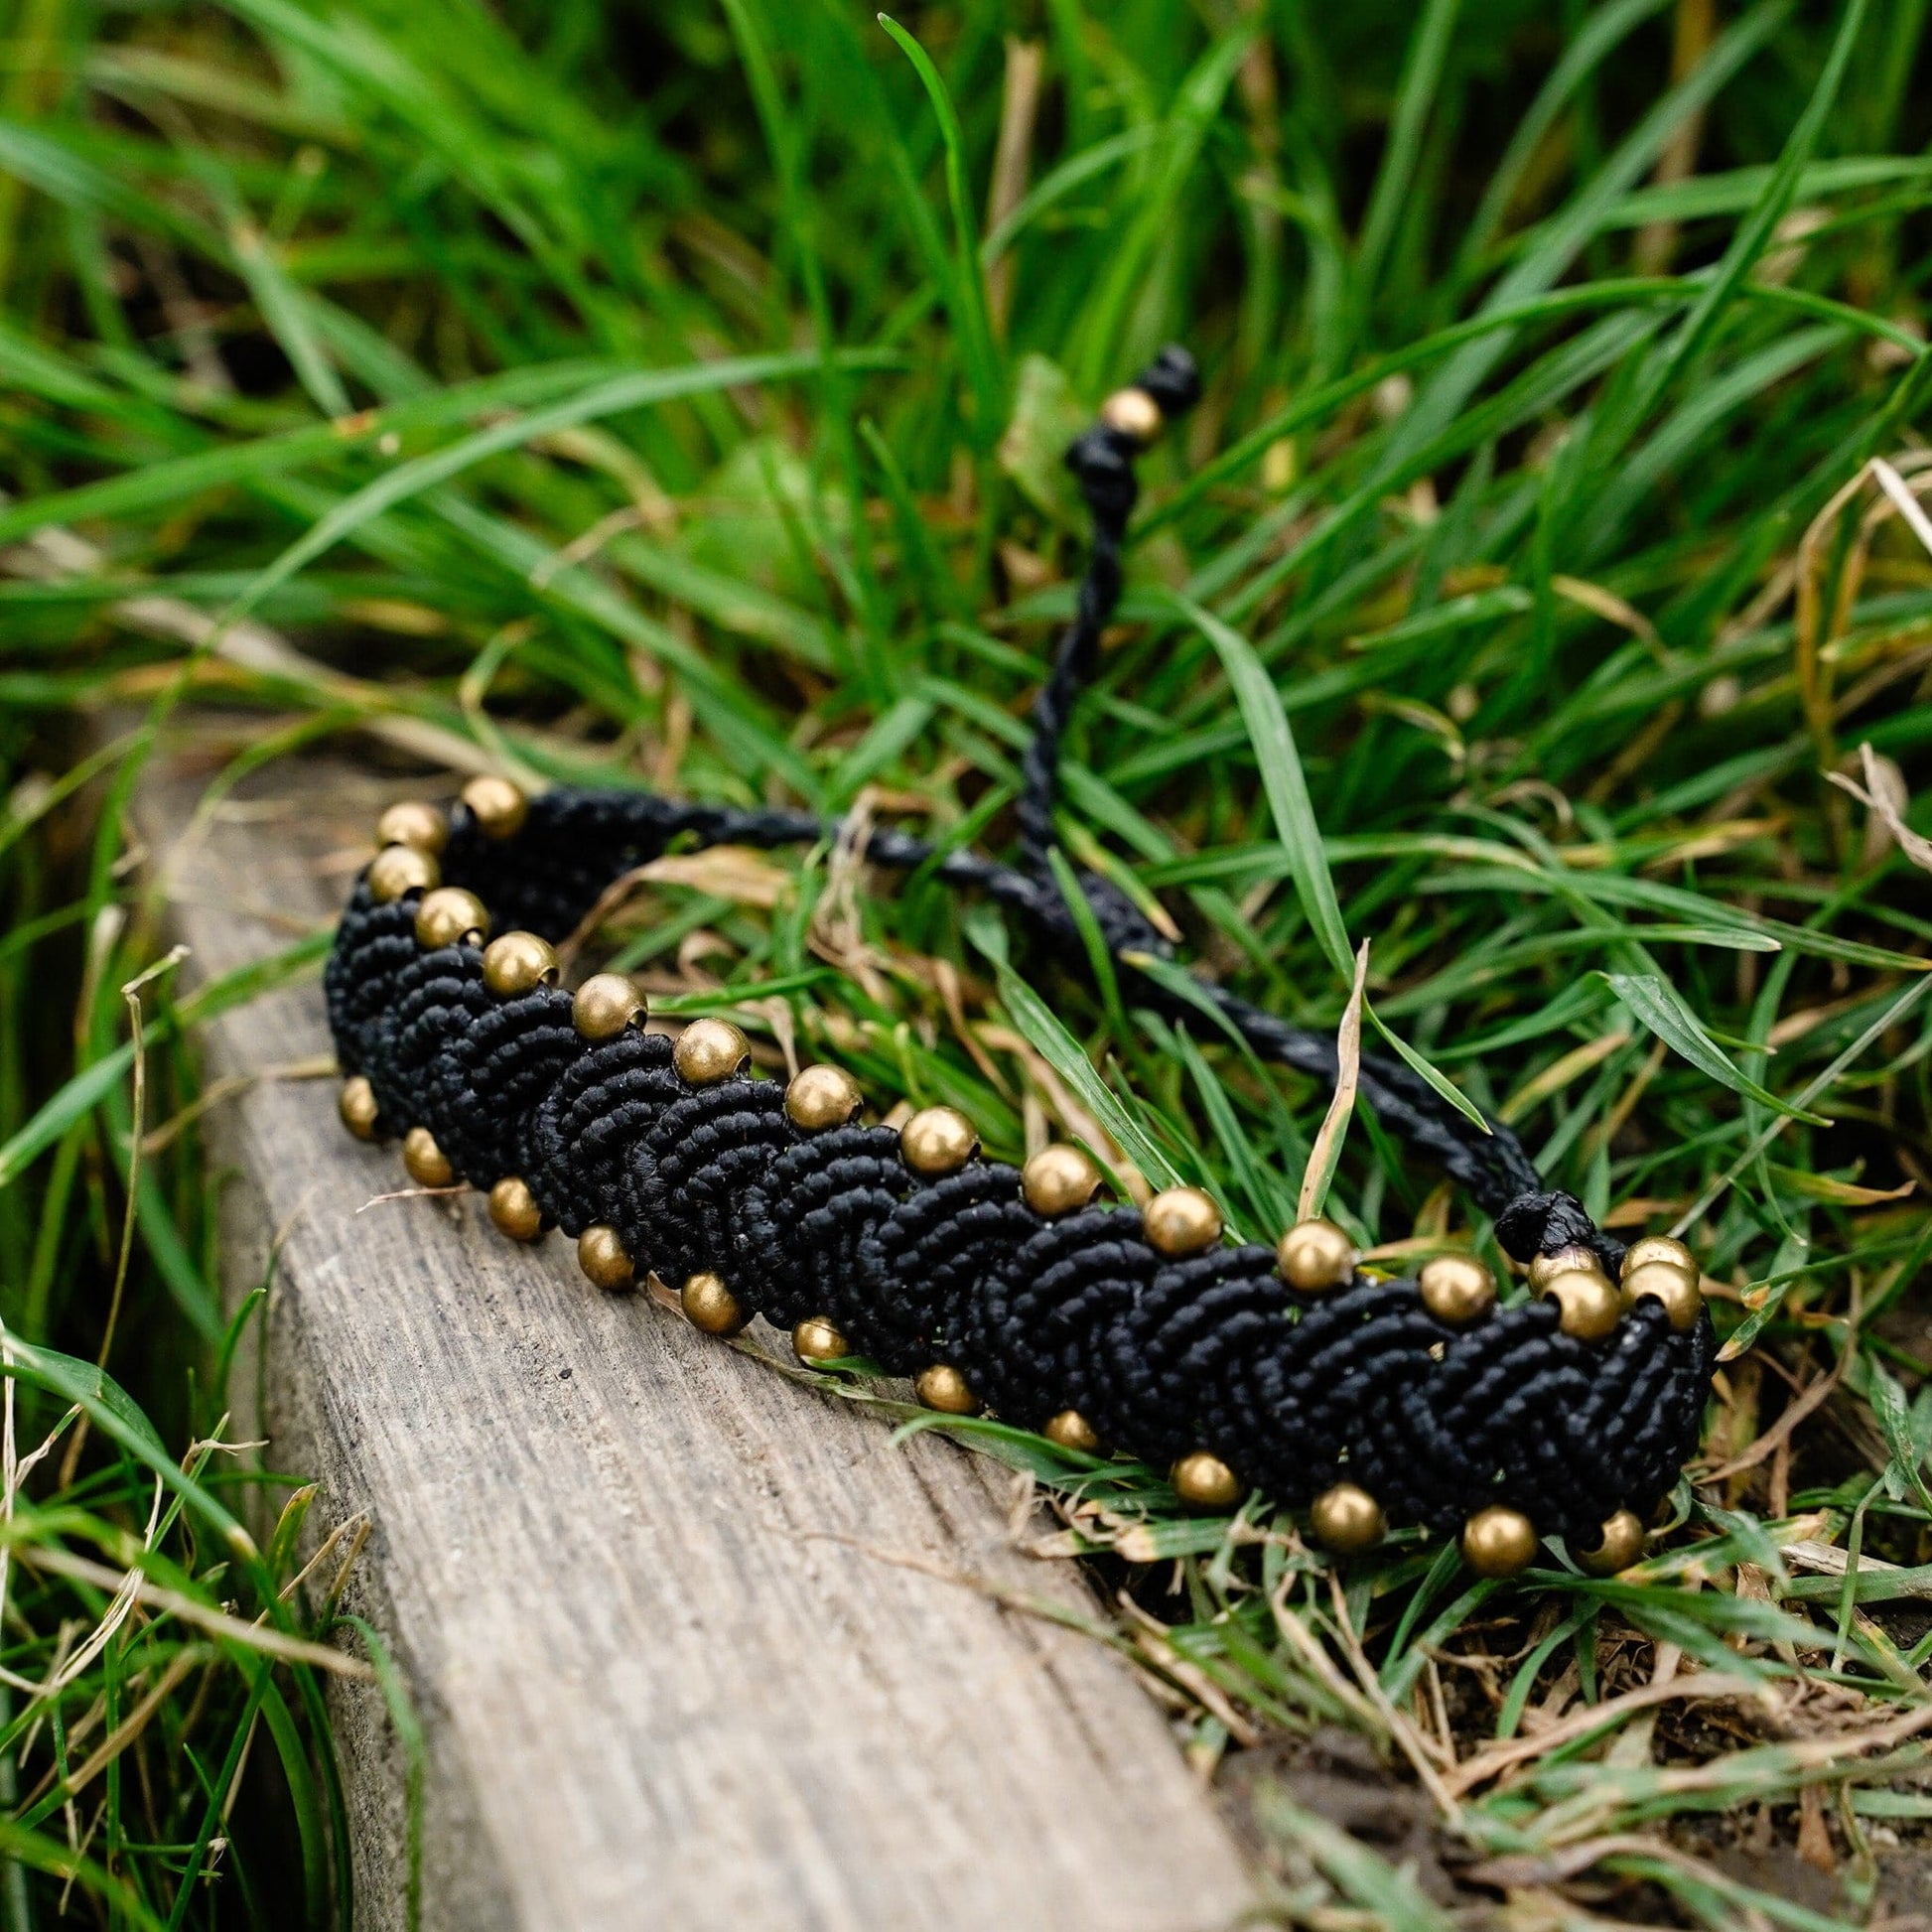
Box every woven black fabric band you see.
[323,349,1715,1555]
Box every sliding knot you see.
[1495,1189,1622,1273]
[1064,427,1138,525]
[1135,344,1201,418]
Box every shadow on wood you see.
[143,745,1254,1932]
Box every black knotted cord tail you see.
[324,347,1716,1562]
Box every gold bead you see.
[578,1224,634,1292]
[1172,1450,1243,1510]
[367,844,439,903]
[792,1315,851,1364]
[572,973,645,1041]
[1461,1505,1539,1579]
[375,799,449,855]
[915,1364,980,1415]
[1099,386,1164,444]
[674,1018,750,1086]
[402,1126,454,1188]
[487,1175,543,1242]
[1540,1264,1622,1341]
[681,1271,747,1336]
[1144,1186,1223,1258]
[413,886,490,951]
[785,1063,863,1132]
[461,774,528,840]
[1419,1253,1495,1325]
[1621,1234,1697,1280]
[1577,1508,1646,1578]
[1620,1259,1704,1333]
[900,1105,977,1176]
[1527,1244,1597,1291]
[1022,1145,1104,1217]
[1043,1409,1102,1454]
[338,1075,380,1142]
[482,930,558,998]
[1278,1217,1356,1293]
[1310,1482,1386,1556]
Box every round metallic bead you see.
[1539,1264,1621,1341]
[338,1075,380,1142]
[402,1126,455,1188]
[1144,1186,1223,1258]
[1278,1217,1356,1293]
[915,1364,980,1416]
[482,930,558,999]
[900,1106,977,1177]
[461,774,528,840]
[1022,1145,1105,1217]
[1527,1243,1598,1292]
[674,1018,751,1086]
[1620,1259,1704,1333]
[1418,1253,1495,1325]
[578,1225,635,1292]
[375,799,449,856]
[487,1175,543,1243]
[792,1315,851,1365]
[1042,1409,1102,1455]
[1099,385,1164,444]
[1310,1482,1386,1556]
[572,973,645,1042]
[681,1271,748,1337]
[1461,1505,1540,1579]
[785,1064,863,1133]
[1621,1233,1697,1280]
[414,887,490,951]
[1172,1451,1243,1511]
[1577,1508,1647,1578]
[366,843,439,903]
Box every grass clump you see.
[4,0,1932,1923]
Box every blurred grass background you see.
[5,0,1932,1923]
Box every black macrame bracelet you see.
[324,350,1716,1581]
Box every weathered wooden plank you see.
[145,746,1254,1932]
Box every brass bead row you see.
[1455,1503,1647,1579]
[363,776,528,905]
[1524,1232,1704,1342]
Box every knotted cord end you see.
[1494,1188,1626,1276]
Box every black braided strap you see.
[325,851,1714,1545]
[324,345,1717,1564]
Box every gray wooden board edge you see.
[143,749,1255,1932]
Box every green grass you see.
[4,0,1932,1922]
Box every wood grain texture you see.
[144,749,1254,1932]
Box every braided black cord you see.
[324,347,1714,1553]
